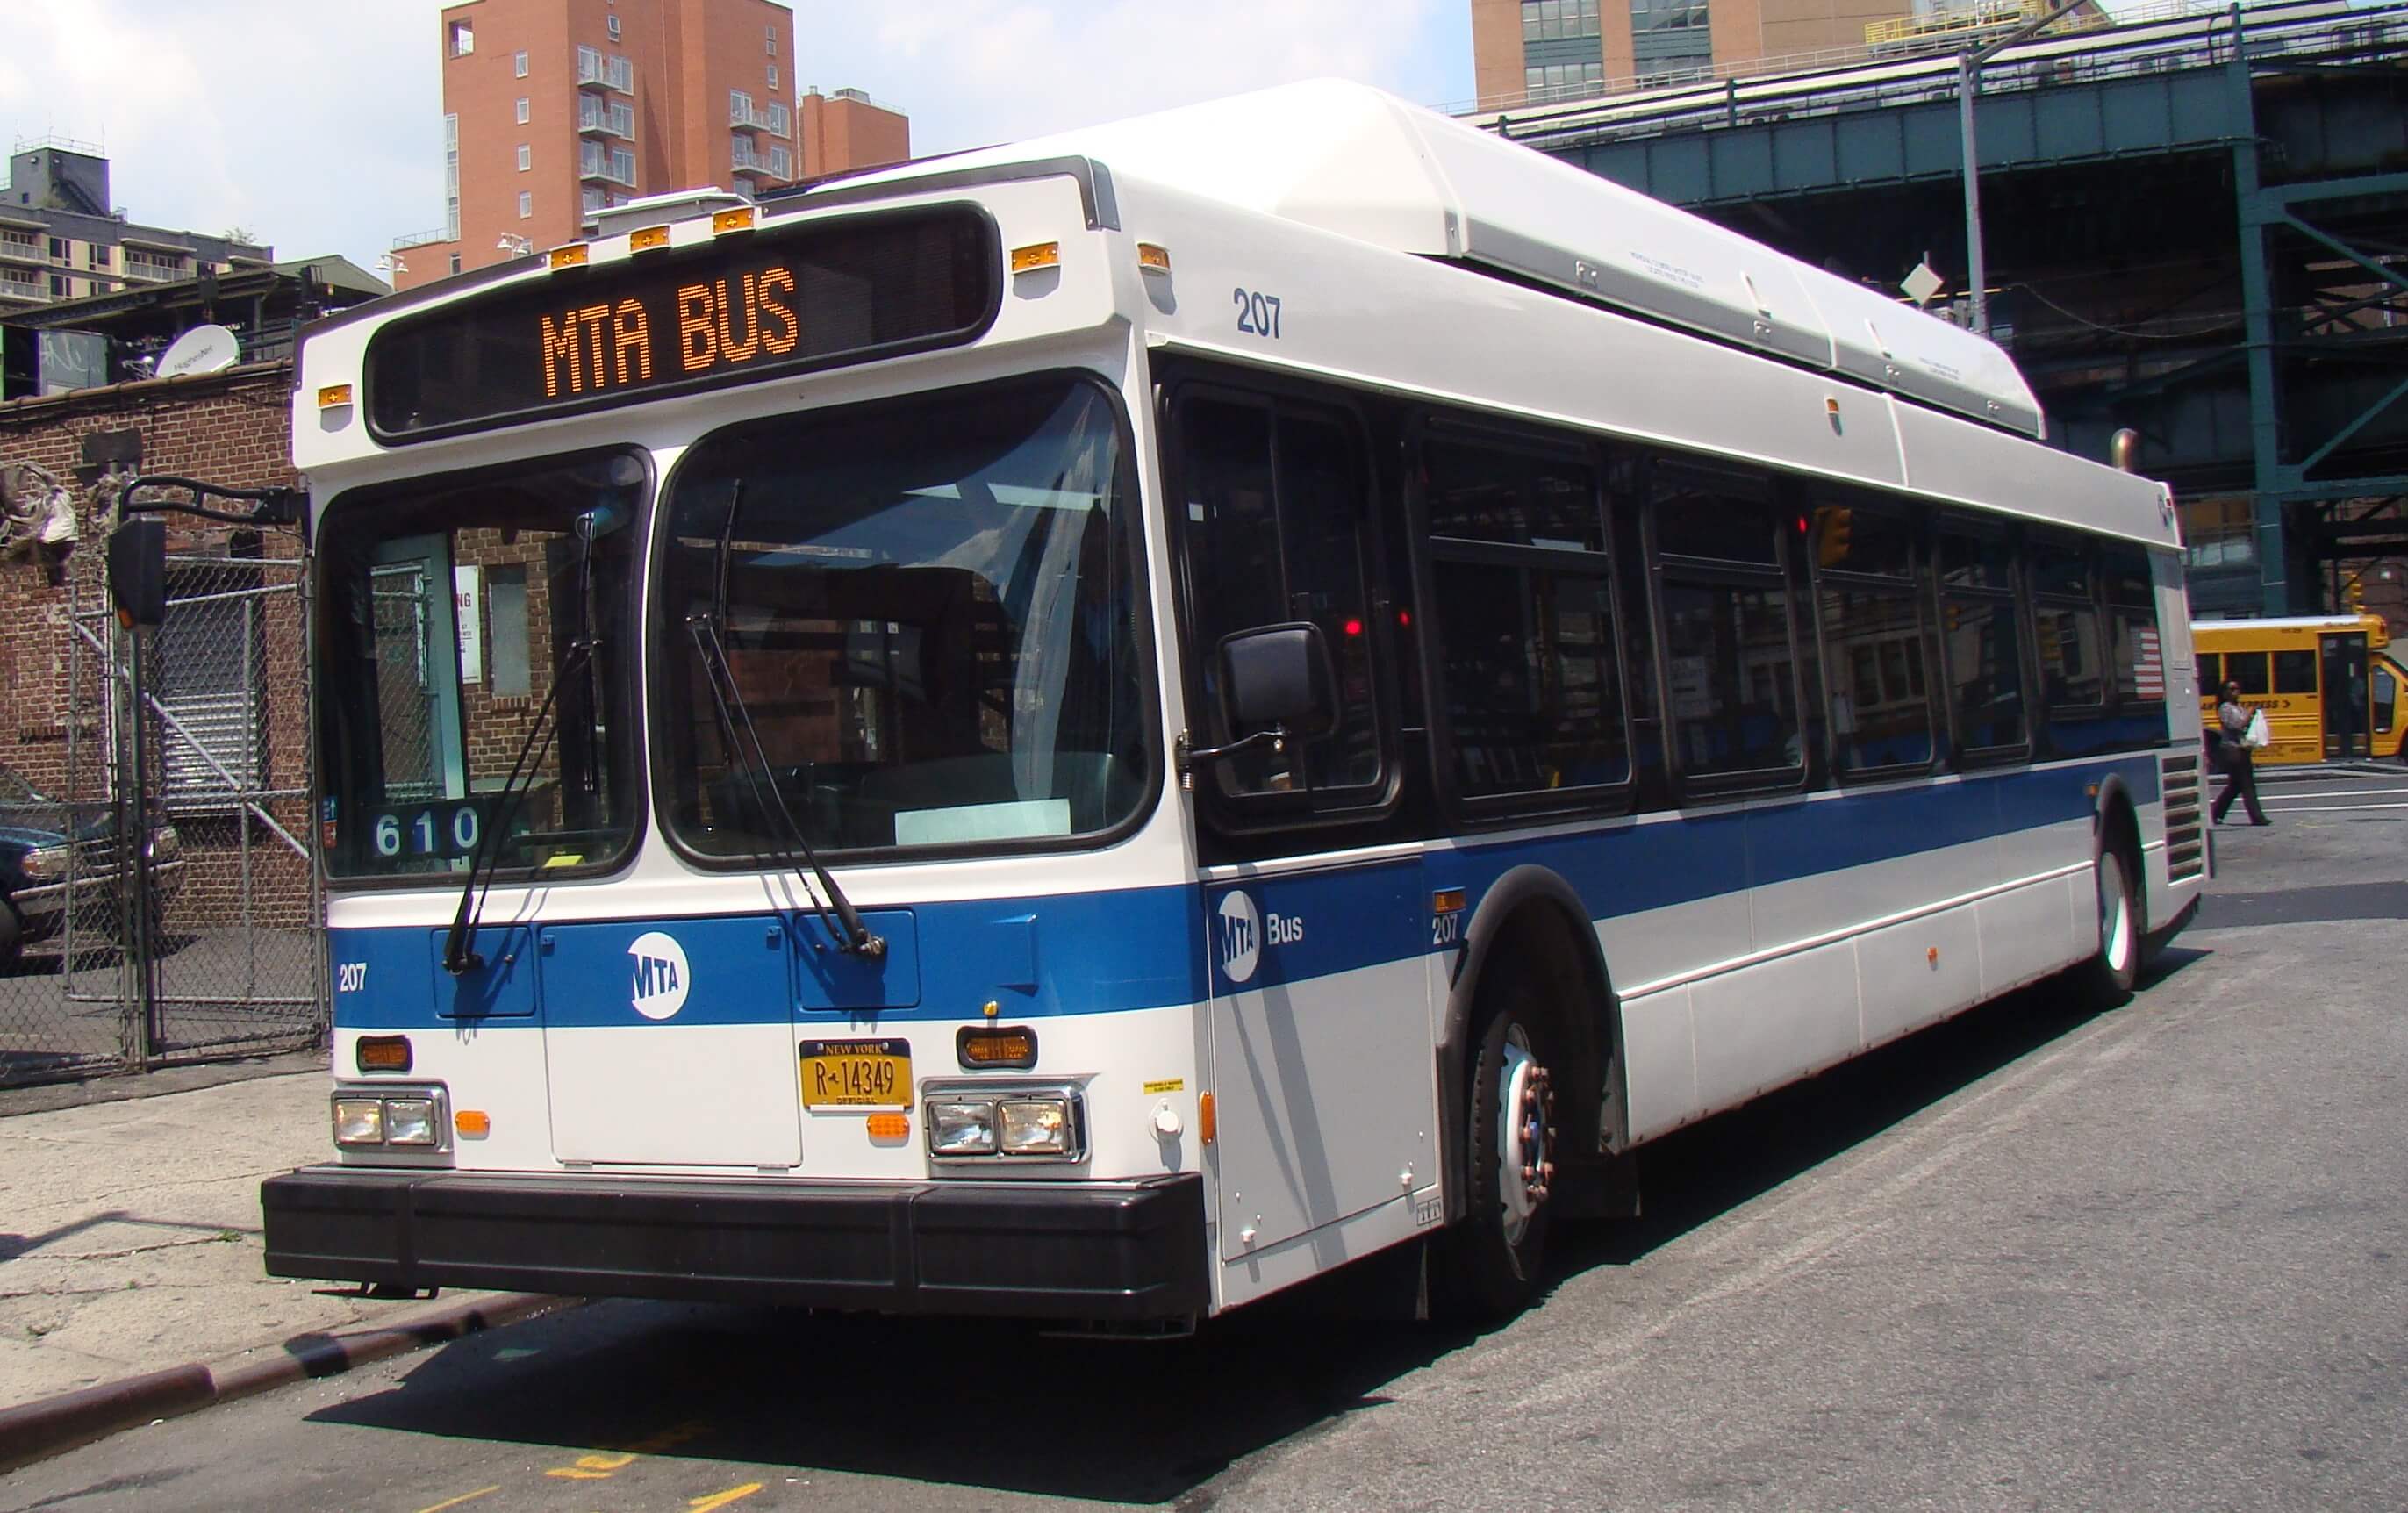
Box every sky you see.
[0,0,1474,276]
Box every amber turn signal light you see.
[957,1025,1037,1070]
[355,1035,412,1073]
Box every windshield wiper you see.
[442,506,608,976]
[688,483,885,958]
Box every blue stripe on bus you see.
[328,756,2160,1031]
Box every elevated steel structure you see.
[1474,0,2408,617]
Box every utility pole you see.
[1960,0,2093,336]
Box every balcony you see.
[729,97,767,132]
[579,144,637,188]
[578,97,634,138]
[577,47,633,93]
[0,275,46,305]
[123,257,187,283]
[0,235,40,267]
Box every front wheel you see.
[2081,845,2141,1005]
[1435,994,1559,1322]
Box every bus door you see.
[1176,386,1436,1267]
[2376,656,2404,756]
[2321,632,2369,759]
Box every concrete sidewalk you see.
[0,1068,508,1410]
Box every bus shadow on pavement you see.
[1556,949,2210,1276]
[305,1271,1473,1503]
[302,955,2208,1505]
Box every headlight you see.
[999,1097,1072,1155]
[929,1100,998,1155]
[18,844,67,881]
[333,1097,384,1145]
[383,1098,440,1146]
[330,1086,449,1152]
[924,1084,1086,1164]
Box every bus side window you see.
[2027,534,2107,753]
[2198,651,2220,690]
[2227,652,2269,696]
[1178,391,1383,804]
[1647,460,1803,791]
[1809,490,1931,778]
[2376,664,2397,735]
[1421,431,1628,803]
[1935,522,2026,764]
[2102,544,2167,749]
[2273,649,2318,695]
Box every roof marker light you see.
[712,206,756,234]
[548,243,590,270]
[315,384,354,409]
[1136,242,1172,273]
[629,225,670,253]
[1011,241,1061,274]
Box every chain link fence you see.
[0,535,323,1085]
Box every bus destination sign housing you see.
[363,204,1000,443]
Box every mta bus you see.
[2195,613,2404,765]
[262,81,2203,1326]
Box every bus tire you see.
[1435,975,1559,1322]
[2081,843,2141,1006]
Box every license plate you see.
[799,1038,911,1109]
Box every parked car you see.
[0,761,183,964]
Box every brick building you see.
[798,87,909,182]
[391,0,914,291]
[1469,0,2108,106]
[0,362,312,936]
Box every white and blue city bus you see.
[262,81,2204,1326]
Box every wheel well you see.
[1437,874,1615,1223]
[2098,785,2146,931]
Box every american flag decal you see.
[2134,627,2165,699]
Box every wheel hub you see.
[1497,1032,1556,1244]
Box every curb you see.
[0,1291,566,1475]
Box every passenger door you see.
[1172,384,1434,1269]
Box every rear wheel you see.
[2081,844,2141,1005]
[1436,984,1559,1322]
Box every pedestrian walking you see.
[2211,679,2269,826]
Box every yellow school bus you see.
[2196,613,2406,764]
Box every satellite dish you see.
[155,323,240,378]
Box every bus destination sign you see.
[363,204,999,444]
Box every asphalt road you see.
[4,765,2404,1513]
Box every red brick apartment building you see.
[394,0,911,291]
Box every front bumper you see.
[262,1166,1209,1321]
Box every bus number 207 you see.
[1233,287,1283,339]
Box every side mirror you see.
[1219,622,1337,740]
[106,516,167,628]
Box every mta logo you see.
[627,930,691,1020]
[1216,892,1262,986]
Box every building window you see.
[766,25,778,54]
[448,19,474,55]
[444,113,461,240]
[519,191,533,219]
[450,253,462,275]
[583,185,606,215]
[767,63,779,90]
[1523,0,1602,39]
[768,143,792,178]
[730,87,754,127]
[49,274,67,297]
[514,48,528,77]
[518,143,532,171]
[85,243,107,269]
[516,97,531,125]
[607,13,620,39]
[48,236,67,262]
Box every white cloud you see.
[0,1,1469,273]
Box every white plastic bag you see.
[2241,708,2269,749]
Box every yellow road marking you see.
[689,1485,763,1512]
[541,1420,713,1481]
[411,1488,500,1513]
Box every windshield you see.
[656,376,1151,859]
[316,448,646,881]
